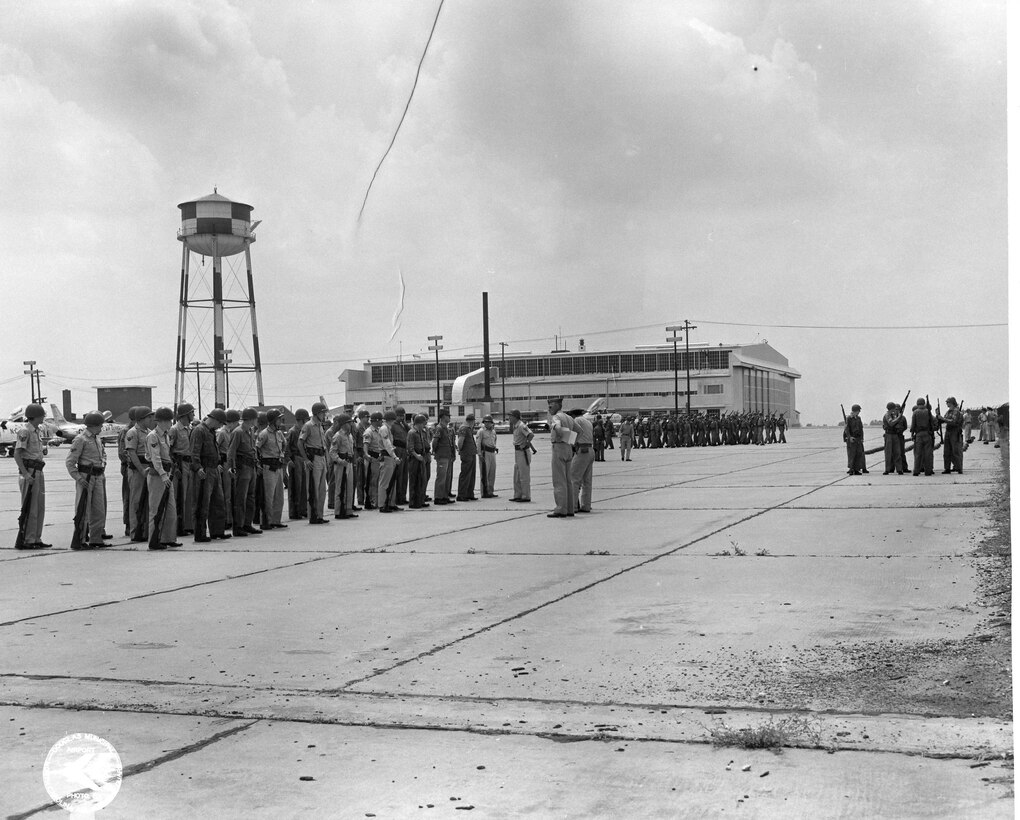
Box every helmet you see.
[127,406,139,422]
[83,412,105,427]
[393,405,406,418]
[886,402,897,411]
[135,406,154,419]
[946,397,957,407]
[357,409,370,418]
[336,414,352,426]
[413,414,427,424]
[207,408,228,424]
[176,402,195,418]
[370,412,383,422]
[482,415,493,423]
[295,408,310,421]
[311,402,328,415]
[256,411,268,424]
[154,407,174,421]
[267,409,281,423]
[241,408,258,421]
[851,404,861,412]
[225,409,241,422]
[917,398,926,407]
[25,403,46,420]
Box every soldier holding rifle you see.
[842,403,867,475]
[937,397,965,474]
[145,407,181,550]
[66,412,110,550]
[14,403,50,549]
[909,398,936,477]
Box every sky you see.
[0,0,1009,425]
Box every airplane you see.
[46,403,125,446]
[582,398,623,426]
[0,407,61,457]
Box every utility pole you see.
[683,319,697,414]
[189,361,205,418]
[23,360,38,404]
[665,327,681,415]
[499,341,508,421]
[428,335,444,416]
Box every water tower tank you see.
[177,190,254,257]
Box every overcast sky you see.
[0,1,1008,424]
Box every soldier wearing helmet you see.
[389,405,410,506]
[116,407,137,537]
[257,409,289,529]
[65,411,110,549]
[299,402,330,523]
[13,403,50,549]
[217,409,241,532]
[169,402,196,537]
[477,414,499,498]
[882,401,907,476]
[361,411,386,510]
[937,397,965,475]
[125,406,155,541]
[191,409,230,541]
[456,414,479,502]
[406,414,431,508]
[352,409,371,510]
[228,408,260,537]
[287,408,310,520]
[144,408,181,549]
[328,414,358,519]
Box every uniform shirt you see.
[363,424,386,456]
[256,426,285,459]
[941,407,964,431]
[910,407,934,434]
[125,424,147,462]
[390,420,408,449]
[299,419,327,451]
[117,425,131,464]
[844,415,864,440]
[15,423,45,461]
[66,430,105,478]
[512,420,534,449]
[432,424,454,458]
[169,421,192,457]
[331,430,355,460]
[477,427,498,452]
[572,416,594,446]
[619,420,634,437]
[378,423,397,458]
[191,422,221,469]
[407,428,430,458]
[287,424,304,459]
[883,412,907,435]
[216,425,233,458]
[550,411,575,445]
[145,428,173,476]
[227,425,257,468]
[457,423,477,457]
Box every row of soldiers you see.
[843,397,967,477]
[627,411,788,448]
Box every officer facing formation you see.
[477,415,498,498]
[66,411,110,549]
[842,404,867,475]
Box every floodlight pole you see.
[683,320,697,414]
[428,335,444,416]
[666,328,681,415]
[499,342,508,421]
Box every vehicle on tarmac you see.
[527,419,550,433]
[0,408,60,456]
[46,404,125,445]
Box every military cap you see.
[370,411,383,421]
[851,404,861,412]
[176,402,195,418]
[267,409,282,423]
[384,410,397,421]
[241,408,258,421]
[84,412,105,427]
[413,414,427,424]
[207,408,228,424]
[482,414,493,423]
[509,409,521,418]
[225,409,241,422]
[336,413,353,426]
[886,402,898,411]
[295,408,310,421]
[135,406,154,419]
[256,412,268,426]
[154,406,174,421]
[25,403,46,420]
[311,402,328,414]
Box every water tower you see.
[174,190,265,411]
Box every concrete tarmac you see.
[1,428,1012,818]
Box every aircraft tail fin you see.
[585,398,605,415]
[49,403,67,423]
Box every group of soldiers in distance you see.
[622,410,787,449]
[843,395,1005,477]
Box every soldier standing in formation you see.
[843,404,867,475]
[329,414,358,520]
[13,403,50,549]
[477,415,499,498]
[145,407,180,550]
[909,398,936,477]
[65,412,109,550]
[228,408,259,537]
[431,409,456,505]
[217,409,239,532]
[287,408,310,520]
[192,408,229,541]
[376,410,402,513]
[547,397,576,518]
[390,406,410,506]
[456,414,478,501]
[618,416,634,461]
[406,414,431,508]
[170,403,195,536]
[125,406,154,541]
[351,409,369,511]
[937,397,965,474]
[567,408,595,513]
[508,409,534,503]
[300,402,330,524]
[258,409,289,529]
[881,402,907,475]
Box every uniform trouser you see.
[146,472,177,544]
[255,469,269,527]
[480,451,497,495]
[594,441,604,461]
[434,456,453,500]
[327,457,336,509]
[353,458,366,506]
[606,435,614,449]
[943,430,964,472]
[884,434,905,473]
[175,462,194,533]
[550,444,575,515]
[779,430,787,443]
[128,465,148,538]
[232,464,256,531]
[408,457,429,506]
[619,436,632,460]
[570,447,595,511]
[307,455,327,520]
[263,466,285,524]
[378,454,397,508]
[18,470,45,544]
[332,461,353,517]
[394,450,409,504]
[912,433,934,475]
[288,458,308,519]
[988,422,997,442]
[845,440,866,473]
[221,465,233,529]
[457,455,476,500]
[73,474,107,544]
[194,468,226,537]
[513,448,531,499]
[364,456,381,507]
[120,462,130,533]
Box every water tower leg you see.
[244,245,265,405]
[212,252,226,408]
[174,245,189,407]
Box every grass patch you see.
[709,716,820,750]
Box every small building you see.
[94,386,155,424]
[340,342,800,424]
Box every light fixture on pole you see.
[666,327,681,415]
[499,342,508,422]
[682,319,697,414]
[427,335,443,416]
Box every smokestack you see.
[62,389,74,421]
[482,292,492,402]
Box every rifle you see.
[840,404,847,434]
[14,469,36,549]
[70,473,93,550]
[899,390,911,416]
[148,468,174,550]
[935,398,944,446]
